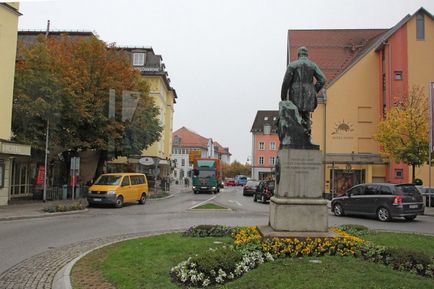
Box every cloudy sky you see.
[16,0,434,163]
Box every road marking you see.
[189,195,218,209]
[228,200,242,207]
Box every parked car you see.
[87,173,148,208]
[416,187,434,207]
[234,175,248,186]
[224,178,236,186]
[331,183,424,222]
[243,180,260,196]
[254,180,275,203]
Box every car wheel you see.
[138,193,147,204]
[377,207,391,222]
[193,190,197,194]
[253,194,257,202]
[261,195,266,203]
[333,203,344,216]
[115,196,124,208]
[404,215,417,221]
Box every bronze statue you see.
[278,46,326,149]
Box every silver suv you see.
[331,183,424,222]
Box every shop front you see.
[323,153,387,199]
[0,140,32,205]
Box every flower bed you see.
[171,225,434,288]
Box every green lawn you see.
[71,230,434,289]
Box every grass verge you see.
[193,203,228,210]
[71,230,434,289]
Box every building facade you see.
[116,47,177,179]
[172,127,231,183]
[0,3,31,205]
[286,7,434,196]
[250,111,279,180]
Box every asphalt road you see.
[1,185,434,275]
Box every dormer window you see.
[133,52,145,66]
[264,124,271,135]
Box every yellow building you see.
[115,47,177,179]
[287,7,434,196]
[0,3,31,205]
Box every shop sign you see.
[139,157,154,166]
[0,142,31,156]
[331,119,354,140]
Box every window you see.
[395,169,403,179]
[259,156,264,165]
[269,157,275,166]
[181,159,185,166]
[121,176,130,187]
[394,71,403,80]
[416,13,425,40]
[0,162,4,188]
[132,52,145,66]
[379,186,392,195]
[349,186,364,196]
[364,185,378,195]
[259,142,264,150]
[270,141,276,150]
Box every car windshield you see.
[94,175,122,185]
[396,185,419,196]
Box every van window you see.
[95,175,122,185]
[131,175,146,185]
[121,176,130,187]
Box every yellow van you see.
[87,173,148,208]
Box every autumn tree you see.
[223,160,251,178]
[374,86,430,181]
[13,34,162,176]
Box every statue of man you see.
[280,46,326,147]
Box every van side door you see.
[120,176,132,201]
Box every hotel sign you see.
[0,142,31,156]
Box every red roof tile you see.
[288,29,387,85]
[172,127,230,155]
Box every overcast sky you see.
[16,0,434,163]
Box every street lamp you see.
[43,119,49,202]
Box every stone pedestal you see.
[268,148,328,232]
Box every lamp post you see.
[43,119,49,202]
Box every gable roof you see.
[287,7,433,87]
[288,29,387,86]
[250,110,279,133]
[172,127,230,155]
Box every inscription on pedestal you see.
[276,149,323,199]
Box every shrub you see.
[44,202,84,213]
[338,224,369,237]
[182,225,233,237]
[357,244,434,277]
[171,247,274,287]
[191,247,242,273]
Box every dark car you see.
[243,180,260,196]
[416,187,434,207]
[331,183,425,222]
[254,180,275,203]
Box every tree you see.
[223,160,251,178]
[13,34,162,177]
[374,86,430,181]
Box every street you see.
[1,185,434,282]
